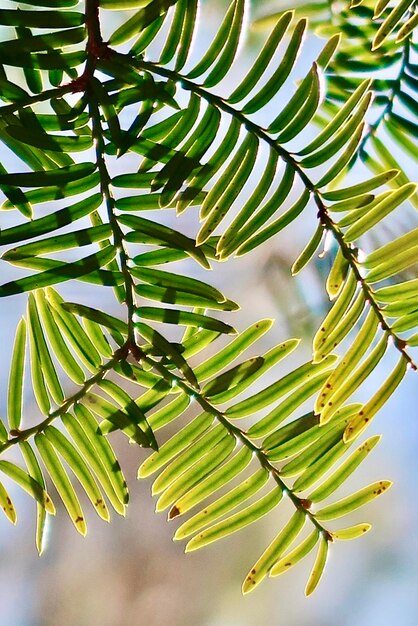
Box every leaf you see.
[375,278,418,302]
[136,307,236,335]
[242,509,306,593]
[315,308,378,416]
[0,9,84,28]
[139,412,213,479]
[7,0,78,6]
[174,0,198,72]
[181,327,222,360]
[98,378,159,450]
[321,170,399,200]
[262,411,319,455]
[253,369,336,440]
[278,421,349,478]
[228,11,294,104]
[101,0,156,8]
[242,18,307,114]
[362,228,418,269]
[35,433,87,535]
[228,354,335,423]
[264,405,360,460]
[177,117,241,214]
[317,334,388,425]
[0,77,30,102]
[7,318,26,431]
[147,393,190,431]
[315,480,392,520]
[326,248,349,299]
[299,79,371,155]
[312,270,357,354]
[217,149,279,256]
[81,317,113,359]
[45,289,102,371]
[130,266,225,302]
[83,393,151,447]
[343,183,417,242]
[313,292,366,362]
[0,480,17,524]
[344,358,408,442]
[28,294,64,404]
[186,0,239,80]
[201,357,265,398]
[329,194,375,213]
[0,162,96,187]
[27,305,51,416]
[372,0,415,50]
[275,64,322,144]
[203,0,245,88]
[119,214,210,269]
[270,529,319,577]
[174,468,269,540]
[194,320,273,382]
[305,535,328,596]
[135,284,239,312]
[109,0,178,45]
[197,134,259,243]
[3,255,123,288]
[292,436,354,493]
[169,446,252,519]
[316,122,366,188]
[73,404,128,508]
[0,459,55,514]
[151,425,228,495]
[291,224,324,275]
[373,0,391,17]
[268,65,317,135]
[331,523,372,540]
[212,339,301,405]
[0,26,86,56]
[300,92,371,167]
[0,419,8,444]
[155,435,236,512]
[60,413,125,516]
[0,246,117,296]
[3,225,112,260]
[5,125,92,152]
[60,302,128,335]
[219,163,295,258]
[186,485,283,553]
[365,246,418,283]
[44,426,110,521]
[395,12,418,42]
[236,190,310,256]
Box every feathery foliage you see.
[0,0,416,596]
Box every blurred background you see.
[0,1,417,624]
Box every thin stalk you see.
[89,96,138,344]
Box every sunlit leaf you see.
[7,319,26,431]
[187,485,283,553]
[242,509,305,593]
[315,480,392,520]
[304,535,328,596]
[0,459,55,514]
[35,433,86,535]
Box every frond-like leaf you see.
[0,0,415,599]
